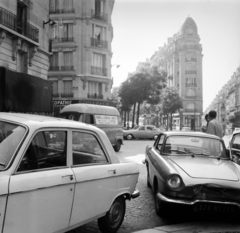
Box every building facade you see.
[0,0,50,79]
[48,0,115,116]
[150,17,203,130]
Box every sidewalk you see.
[132,222,240,233]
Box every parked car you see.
[143,131,240,218]
[0,113,140,233]
[123,125,161,140]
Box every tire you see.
[153,134,158,140]
[155,192,169,218]
[126,134,133,140]
[98,196,126,233]
[147,171,151,188]
[113,140,121,152]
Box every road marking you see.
[120,154,145,164]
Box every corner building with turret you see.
[150,17,203,130]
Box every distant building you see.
[150,17,203,130]
[48,0,116,116]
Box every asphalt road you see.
[68,139,238,233]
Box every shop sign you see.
[53,100,72,106]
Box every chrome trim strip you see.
[8,182,74,196]
[157,193,240,208]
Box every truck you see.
[0,67,52,113]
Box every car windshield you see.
[133,125,140,130]
[0,121,26,169]
[162,135,227,158]
[60,112,83,122]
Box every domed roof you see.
[180,17,198,36]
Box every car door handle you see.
[62,175,74,180]
[108,169,116,174]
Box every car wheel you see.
[126,134,133,140]
[155,192,169,218]
[113,140,121,152]
[98,196,126,233]
[153,134,158,140]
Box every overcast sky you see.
[111,0,240,111]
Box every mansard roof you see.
[180,17,198,36]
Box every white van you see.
[60,104,123,152]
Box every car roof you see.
[60,104,120,116]
[162,131,221,139]
[0,113,101,132]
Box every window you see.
[17,131,67,172]
[186,77,196,87]
[50,52,59,67]
[17,52,28,73]
[17,1,27,35]
[63,52,73,67]
[63,0,73,11]
[147,126,154,131]
[95,0,102,13]
[72,132,107,165]
[50,0,60,12]
[88,82,103,96]
[63,81,72,94]
[52,81,58,94]
[84,114,95,124]
[92,53,105,68]
[63,24,73,40]
[139,126,145,131]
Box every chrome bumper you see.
[131,188,140,199]
[157,192,240,208]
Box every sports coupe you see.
[143,131,240,217]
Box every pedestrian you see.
[201,114,209,132]
[206,110,223,138]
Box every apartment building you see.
[150,17,203,130]
[48,0,115,116]
[0,0,49,78]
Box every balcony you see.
[61,93,74,97]
[91,10,108,22]
[0,6,39,43]
[88,94,103,99]
[61,37,74,42]
[52,93,60,97]
[61,66,74,71]
[49,66,60,71]
[185,70,197,75]
[50,8,75,14]
[91,66,107,76]
[186,83,197,87]
[91,38,108,49]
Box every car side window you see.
[232,134,240,150]
[17,131,67,172]
[157,135,165,151]
[139,126,145,131]
[72,131,108,165]
[84,114,94,124]
[147,126,153,131]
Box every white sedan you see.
[0,113,140,233]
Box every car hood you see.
[170,156,239,181]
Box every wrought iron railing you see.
[0,6,39,42]
[49,66,60,71]
[88,93,103,99]
[50,8,75,14]
[91,10,108,22]
[185,70,197,74]
[91,38,108,49]
[61,37,74,42]
[61,93,74,97]
[61,66,74,71]
[91,66,107,76]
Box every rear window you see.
[60,112,83,122]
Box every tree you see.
[160,87,183,130]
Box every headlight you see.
[166,174,183,191]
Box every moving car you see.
[0,113,140,233]
[60,104,123,152]
[123,125,161,140]
[143,131,240,217]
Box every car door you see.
[69,130,117,226]
[146,126,154,139]
[230,133,240,164]
[135,125,146,139]
[3,130,75,233]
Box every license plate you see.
[193,203,235,213]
